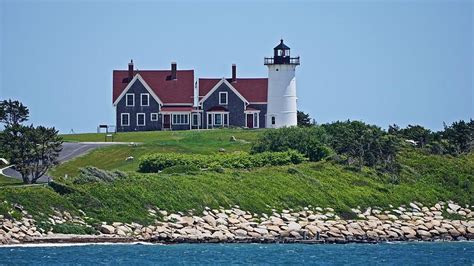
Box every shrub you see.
[73,167,127,184]
[52,222,97,235]
[251,126,332,161]
[138,150,307,173]
[161,165,200,175]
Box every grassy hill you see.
[0,129,472,227]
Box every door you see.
[163,114,171,129]
[246,114,254,128]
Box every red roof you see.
[113,70,194,104]
[199,78,268,103]
[160,106,194,112]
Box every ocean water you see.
[0,242,472,265]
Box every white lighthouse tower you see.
[264,39,300,128]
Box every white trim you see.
[140,93,150,107]
[151,113,158,121]
[244,109,261,114]
[191,113,200,127]
[244,112,259,129]
[164,103,194,106]
[120,113,130,126]
[199,79,249,105]
[136,113,146,126]
[219,91,228,105]
[160,111,191,114]
[249,102,267,104]
[125,93,134,107]
[172,113,190,125]
[206,111,229,128]
[113,74,164,106]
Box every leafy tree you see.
[297,111,312,127]
[441,119,474,155]
[391,124,432,148]
[2,124,62,184]
[322,120,400,170]
[0,99,29,127]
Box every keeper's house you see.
[113,40,300,132]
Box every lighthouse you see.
[264,39,300,128]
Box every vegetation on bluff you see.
[0,120,471,229]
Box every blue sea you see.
[0,242,472,265]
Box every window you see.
[121,113,130,126]
[271,116,276,125]
[223,113,228,125]
[207,113,212,128]
[253,114,258,128]
[126,94,134,106]
[219,92,228,105]
[137,113,145,126]
[277,50,283,56]
[141,93,149,106]
[214,114,222,125]
[192,113,199,126]
[151,113,158,121]
[172,114,189,125]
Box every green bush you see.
[73,167,127,184]
[161,165,200,175]
[138,150,307,172]
[52,222,97,235]
[251,126,332,161]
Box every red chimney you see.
[232,64,236,82]
[128,60,134,81]
[171,62,177,80]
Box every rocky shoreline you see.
[1,201,473,245]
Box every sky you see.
[0,0,472,133]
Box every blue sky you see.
[1,0,472,133]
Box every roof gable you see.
[199,79,249,105]
[113,69,194,104]
[199,78,268,103]
[113,74,163,106]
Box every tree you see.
[297,111,312,127]
[390,124,432,148]
[2,124,62,184]
[441,119,474,155]
[0,99,29,127]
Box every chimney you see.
[128,60,134,81]
[232,64,237,82]
[171,62,177,80]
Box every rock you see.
[100,225,115,234]
[417,230,431,239]
[449,229,461,237]
[366,231,379,239]
[178,216,195,226]
[409,203,420,211]
[401,226,416,236]
[235,229,248,237]
[202,215,217,227]
[290,231,302,239]
[287,222,302,231]
[254,228,269,235]
[448,203,461,212]
[230,136,237,142]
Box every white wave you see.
[0,241,160,248]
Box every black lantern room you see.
[264,39,300,65]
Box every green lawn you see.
[0,174,22,186]
[52,129,262,177]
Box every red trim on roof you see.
[113,70,194,104]
[199,78,268,103]
[160,106,194,112]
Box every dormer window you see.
[141,93,149,106]
[219,92,228,105]
[126,93,134,107]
